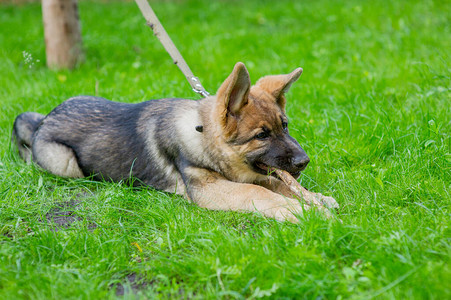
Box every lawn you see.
[0,0,450,298]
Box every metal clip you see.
[189,76,210,98]
[192,88,210,98]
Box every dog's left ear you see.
[255,67,303,108]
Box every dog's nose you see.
[292,154,310,170]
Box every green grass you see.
[0,0,450,298]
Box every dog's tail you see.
[12,112,45,163]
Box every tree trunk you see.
[42,0,83,69]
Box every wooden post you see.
[41,0,83,69]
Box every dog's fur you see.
[12,62,321,222]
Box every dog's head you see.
[213,62,309,181]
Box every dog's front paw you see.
[304,191,339,210]
[318,194,339,209]
[272,203,311,223]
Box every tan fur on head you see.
[213,63,302,139]
[203,63,305,183]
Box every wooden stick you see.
[273,169,338,218]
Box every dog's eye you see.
[282,121,288,131]
[255,131,270,140]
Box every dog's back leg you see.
[12,112,45,163]
[12,110,85,178]
[32,136,84,178]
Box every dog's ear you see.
[216,62,251,119]
[255,67,303,108]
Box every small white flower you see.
[23,50,38,68]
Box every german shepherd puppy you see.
[12,62,336,222]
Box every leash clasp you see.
[189,76,210,98]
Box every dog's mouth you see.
[253,162,301,179]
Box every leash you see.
[134,0,210,98]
